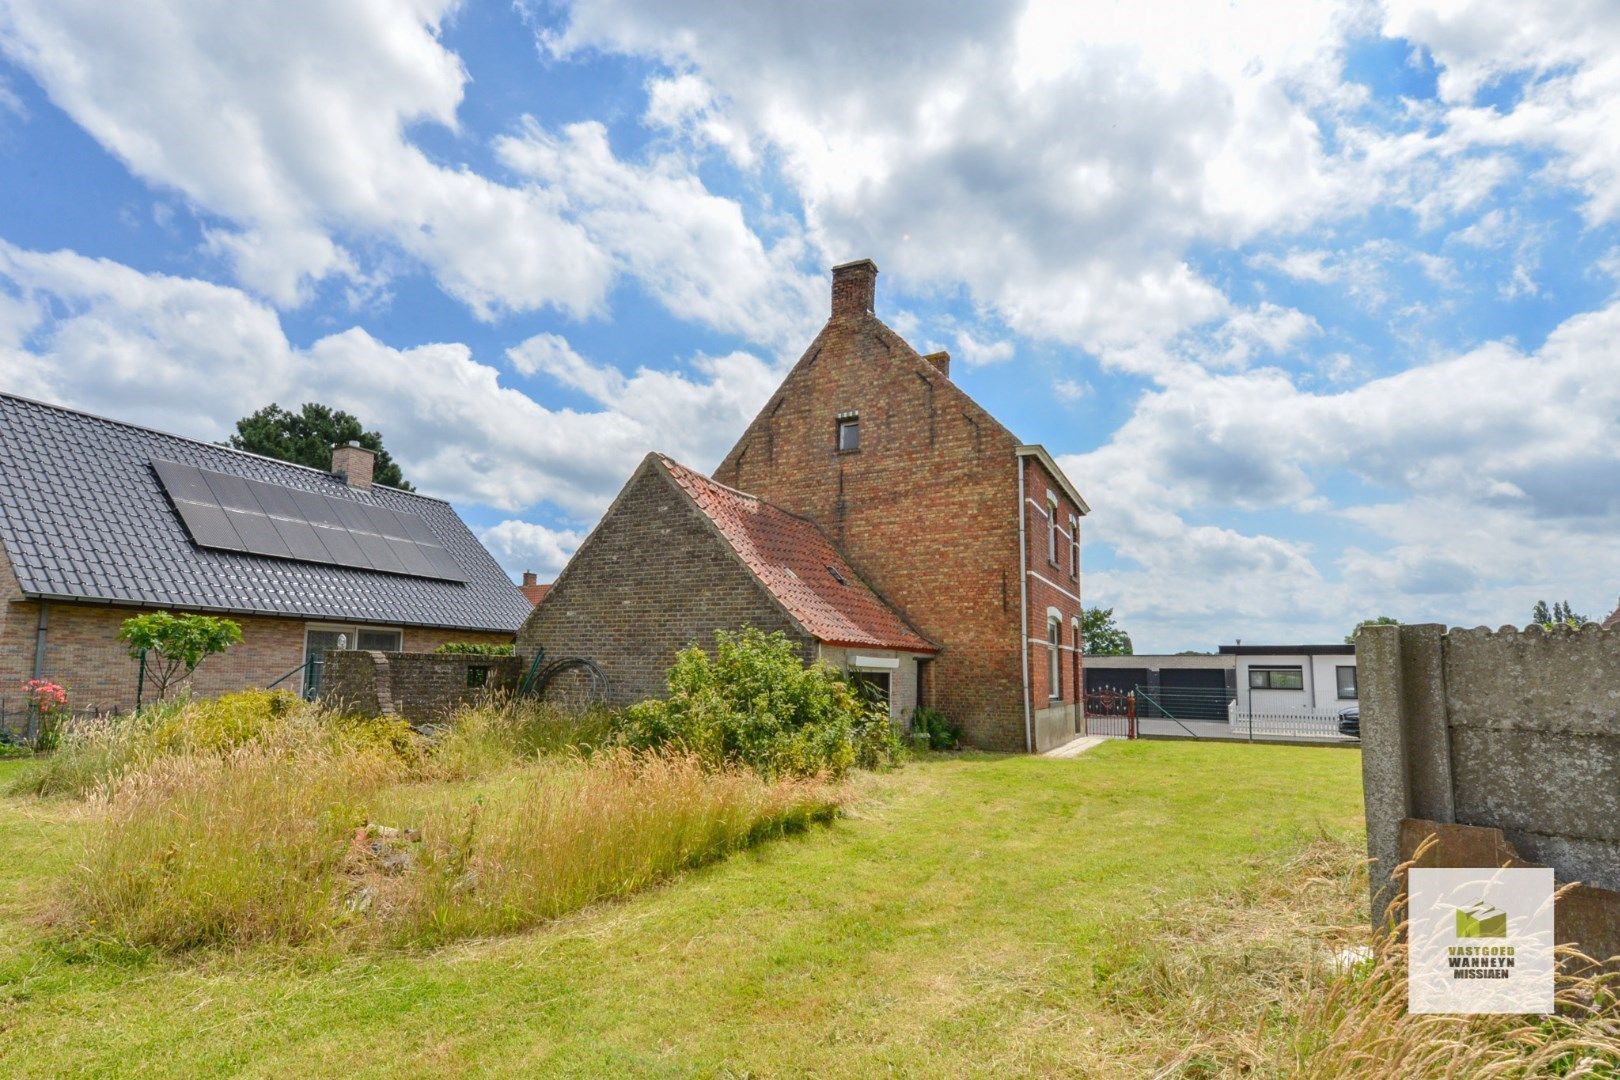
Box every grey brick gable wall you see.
[516,458,813,706]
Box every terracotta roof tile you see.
[658,456,935,654]
[519,582,551,606]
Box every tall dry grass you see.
[1093,834,1620,1078]
[59,740,836,953]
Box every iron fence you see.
[1081,690,1136,738]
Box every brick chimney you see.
[331,441,375,490]
[830,259,877,319]
[922,350,951,378]
[522,571,538,587]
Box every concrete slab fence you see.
[1358,622,1620,959]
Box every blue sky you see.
[2,0,1618,651]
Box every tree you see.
[229,403,413,490]
[1532,600,1588,630]
[120,612,243,702]
[1080,606,1133,655]
[1346,616,1399,644]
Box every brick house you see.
[520,453,937,720]
[0,392,528,717]
[523,260,1088,751]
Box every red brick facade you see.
[713,260,1085,751]
[0,538,510,716]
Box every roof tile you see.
[658,456,935,654]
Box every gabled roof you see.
[519,582,551,606]
[657,455,936,654]
[0,392,530,632]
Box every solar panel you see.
[152,459,466,583]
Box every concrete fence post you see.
[1358,623,1412,923]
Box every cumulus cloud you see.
[1063,299,1620,647]
[543,0,1392,357]
[479,520,587,579]
[0,242,777,516]
[495,120,822,350]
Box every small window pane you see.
[1251,666,1303,690]
[1336,665,1358,699]
[357,629,402,651]
[837,418,860,451]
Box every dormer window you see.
[836,412,860,452]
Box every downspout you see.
[31,602,48,680]
[1017,460,1033,753]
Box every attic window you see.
[836,412,860,452]
[826,564,848,585]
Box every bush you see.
[432,642,515,656]
[617,628,902,779]
[910,706,961,750]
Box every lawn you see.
[0,740,1366,1077]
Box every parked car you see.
[1338,705,1360,739]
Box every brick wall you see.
[711,293,1038,750]
[1021,455,1085,750]
[321,650,522,724]
[0,545,511,715]
[516,460,814,706]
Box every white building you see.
[1220,644,1358,714]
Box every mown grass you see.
[2,741,1611,1076]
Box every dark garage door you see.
[1156,668,1231,722]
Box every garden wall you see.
[322,650,521,725]
[1358,622,1620,952]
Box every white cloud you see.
[1384,0,1620,225]
[1064,298,1620,648]
[0,241,779,516]
[479,520,586,579]
[1053,377,1090,403]
[0,0,615,315]
[495,120,822,351]
[952,328,1015,366]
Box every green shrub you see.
[617,628,902,779]
[432,642,515,656]
[148,688,300,754]
[910,706,962,750]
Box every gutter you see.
[1017,458,1033,753]
[31,602,48,680]
[15,590,523,635]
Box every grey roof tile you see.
[0,392,529,632]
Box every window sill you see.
[836,448,861,455]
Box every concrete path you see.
[1042,735,1109,758]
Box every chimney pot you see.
[331,441,375,490]
[922,350,951,378]
[830,259,877,319]
[522,571,538,587]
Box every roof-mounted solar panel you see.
[152,459,466,583]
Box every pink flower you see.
[24,679,68,713]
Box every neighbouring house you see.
[1084,643,1359,737]
[520,260,1089,751]
[0,392,530,715]
[518,571,551,606]
[1602,600,1620,630]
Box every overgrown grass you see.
[62,741,835,952]
[1094,830,1620,1076]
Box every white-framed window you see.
[1068,514,1080,578]
[1336,665,1358,699]
[304,623,403,663]
[1249,666,1304,690]
[1047,616,1062,699]
[1046,495,1059,564]
[836,412,860,452]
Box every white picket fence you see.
[1226,701,1348,739]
